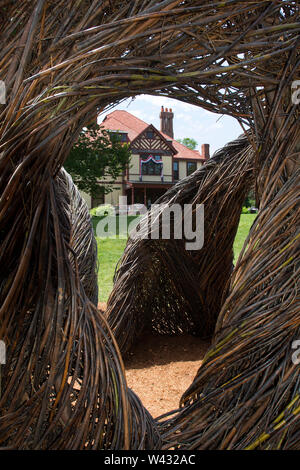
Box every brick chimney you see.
[160,106,174,139]
[201,143,210,159]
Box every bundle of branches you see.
[0,163,161,449]
[157,82,300,448]
[1,1,299,132]
[106,134,254,354]
[0,0,299,450]
[159,167,300,450]
[55,167,98,306]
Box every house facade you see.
[83,107,210,209]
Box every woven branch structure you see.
[55,168,99,306]
[0,0,299,450]
[106,134,254,353]
[159,168,300,450]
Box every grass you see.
[93,215,139,302]
[96,237,127,302]
[94,213,257,303]
[233,213,256,263]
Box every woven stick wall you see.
[106,134,254,354]
[55,168,99,306]
[159,168,300,450]
[0,164,161,449]
[0,0,299,449]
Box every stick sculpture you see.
[0,1,299,449]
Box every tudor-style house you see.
[83,107,210,209]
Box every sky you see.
[97,94,243,157]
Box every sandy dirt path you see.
[98,303,210,418]
[123,332,209,418]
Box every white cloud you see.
[208,121,224,130]
[139,94,175,108]
[176,112,193,123]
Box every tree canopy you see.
[177,137,198,150]
[65,124,131,198]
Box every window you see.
[142,160,162,176]
[173,161,179,180]
[187,161,197,176]
[108,131,127,142]
[141,156,162,176]
[118,133,128,142]
[146,129,154,139]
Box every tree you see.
[177,137,198,150]
[65,124,131,198]
[244,188,256,208]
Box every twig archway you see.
[0,1,299,449]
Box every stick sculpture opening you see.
[0,1,299,449]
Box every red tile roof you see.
[161,132,204,161]
[101,110,147,142]
[101,110,206,160]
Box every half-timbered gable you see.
[130,125,176,156]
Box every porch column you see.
[144,186,147,206]
[131,185,134,205]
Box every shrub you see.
[90,204,115,217]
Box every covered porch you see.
[126,182,173,208]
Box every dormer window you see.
[108,130,128,142]
[117,132,128,142]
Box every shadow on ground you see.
[123,330,209,369]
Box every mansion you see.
[83,106,210,209]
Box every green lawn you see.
[94,213,257,302]
[96,237,127,302]
[233,213,257,263]
[94,215,139,302]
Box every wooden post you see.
[144,186,147,206]
[131,186,134,205]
